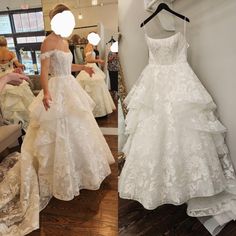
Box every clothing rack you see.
[74,24,98,30]
[46,24,98,35]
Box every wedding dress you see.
[0,49,115,236]
[118,27,236,219]
[0,59,34,129]
[76,51,116,117]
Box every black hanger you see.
[106,36,116,44]
[140,3,190,27]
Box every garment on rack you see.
[74,46,84,64]
[118,21,236,223]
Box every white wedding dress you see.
[76,51,116,117]
[0,49,115,235]
[0,59,34,129]
[118,30,236,219]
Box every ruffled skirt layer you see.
[0,75,115,235]
[76,63,116,117]
[119,62,236,217]
[0,81,35,129]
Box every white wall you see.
[0,0,41,11]
[42,1,118,40]
[118,0,236,166]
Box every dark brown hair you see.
[49,4,70,20]
[70,34,81,45]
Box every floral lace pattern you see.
[119,32,236,217]
[0,50,115,235]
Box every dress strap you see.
[183,17,187,39]
[142,23,148,37]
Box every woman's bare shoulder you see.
[41,34,57,53]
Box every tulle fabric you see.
[0,78,35,130]
[0,50,115,235]
[28,74,115,205]
[119,32,236,217]
[76,63,116,117]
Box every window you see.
[35,50,41,73]
[6,37,15,49]
[20,51,35,74]
[0,8,45,75]
[17,36,45,44]
[13,11,44,33]
[0,15,12,34]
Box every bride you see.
[76,33,116,117]
[0,4,114,235]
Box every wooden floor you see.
[119,190,236,236]
[28,100,118,236]
[4,95,236,235]
[28,135,117,236]
[96,96,118,128]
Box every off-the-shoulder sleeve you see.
[40,51,54,60]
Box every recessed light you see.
[92,0,98,6]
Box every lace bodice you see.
[41,50,73,77]
[146,32,188,65]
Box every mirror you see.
[0,0,118,133]
[0,1,45,75]
[42,0,118,130]
[0,0,45,131]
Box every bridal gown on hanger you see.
[0,49,115,236]
[119,22,236,219]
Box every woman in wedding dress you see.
[76,37,116,117]
[0,36,35,130]
[119,18,236,221]
[0,4,114,235]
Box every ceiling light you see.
[78,13,83,20]
[92,0,98,6]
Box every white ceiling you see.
[0,0,118,12]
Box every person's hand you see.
[13,68,23,74]
[84,66,94,77]
[13,68,30,82]
[42,92,52,111]
[98,59,105,66]
[18,64,26,70]
[5,72,29,86]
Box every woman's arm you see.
[86,52,104,64]
[71,64,94,77]
[40,41,52,111]
[71,64,86,72]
